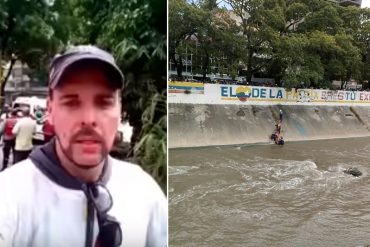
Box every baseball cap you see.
[49,45,124,89]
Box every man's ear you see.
[47,97,53,125]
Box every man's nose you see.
[80,107,97,127]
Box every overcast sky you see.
[362,0,370,8]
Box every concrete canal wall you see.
[168,82,370,148]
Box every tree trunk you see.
[177,55,183,78]
[170,52,178,78]
[246,47,253,83]
[275,75,282,87]
[169,44,184,79]
[0,58,16,107]
[202,50,209,81]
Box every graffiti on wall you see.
[168,81,204,94]
[359,92,370,101]
[286,89,320,103]
[220,86,284,102]
[320,90,357,101]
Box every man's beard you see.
[56,126,109,169]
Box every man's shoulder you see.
[0,160,38,182]
[7,117,17,123]
[0,160,40,196]
[108,158,166,214]
[27,117,36,124]
[16,117,28,125]
[109,157,163,192]
[110,158,149,180]
[15,117,23,123]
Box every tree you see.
[264,0,361,89]
[169,0,367,90]
[71,0,167,189]
[297,4,343,35]
[224,0,270,82]
[169,0,200,78]
[340,7,370,88]
[0,0,75,103]
[169,0,242,81]
[188,1,242,80]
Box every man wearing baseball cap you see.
[0,45,167,247]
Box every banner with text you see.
[168,82,370,105]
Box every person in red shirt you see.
[42,118,55,143]
[2,109,18,170]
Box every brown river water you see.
[169,137,370,247]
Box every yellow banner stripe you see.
[169,81,204,88]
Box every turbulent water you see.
[169,137,370,247]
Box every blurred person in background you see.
[0,104,10,121]
[42,117,55,143]
[0,104,11,145]
[12,107,36,163]
[1,109,19,170]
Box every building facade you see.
[2,61,47,104]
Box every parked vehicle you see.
[12,96,47,142]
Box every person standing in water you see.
[279,109,283,123]
[276,109,284,144]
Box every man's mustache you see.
[71,127,104,143]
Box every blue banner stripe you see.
[168,86,204,91]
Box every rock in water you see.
[343,167,362,177]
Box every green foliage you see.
[169,0,198,77]
[169,0,242,79]
[71,0,167,189]
[134,91,167,190]
[0,0,75,97]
